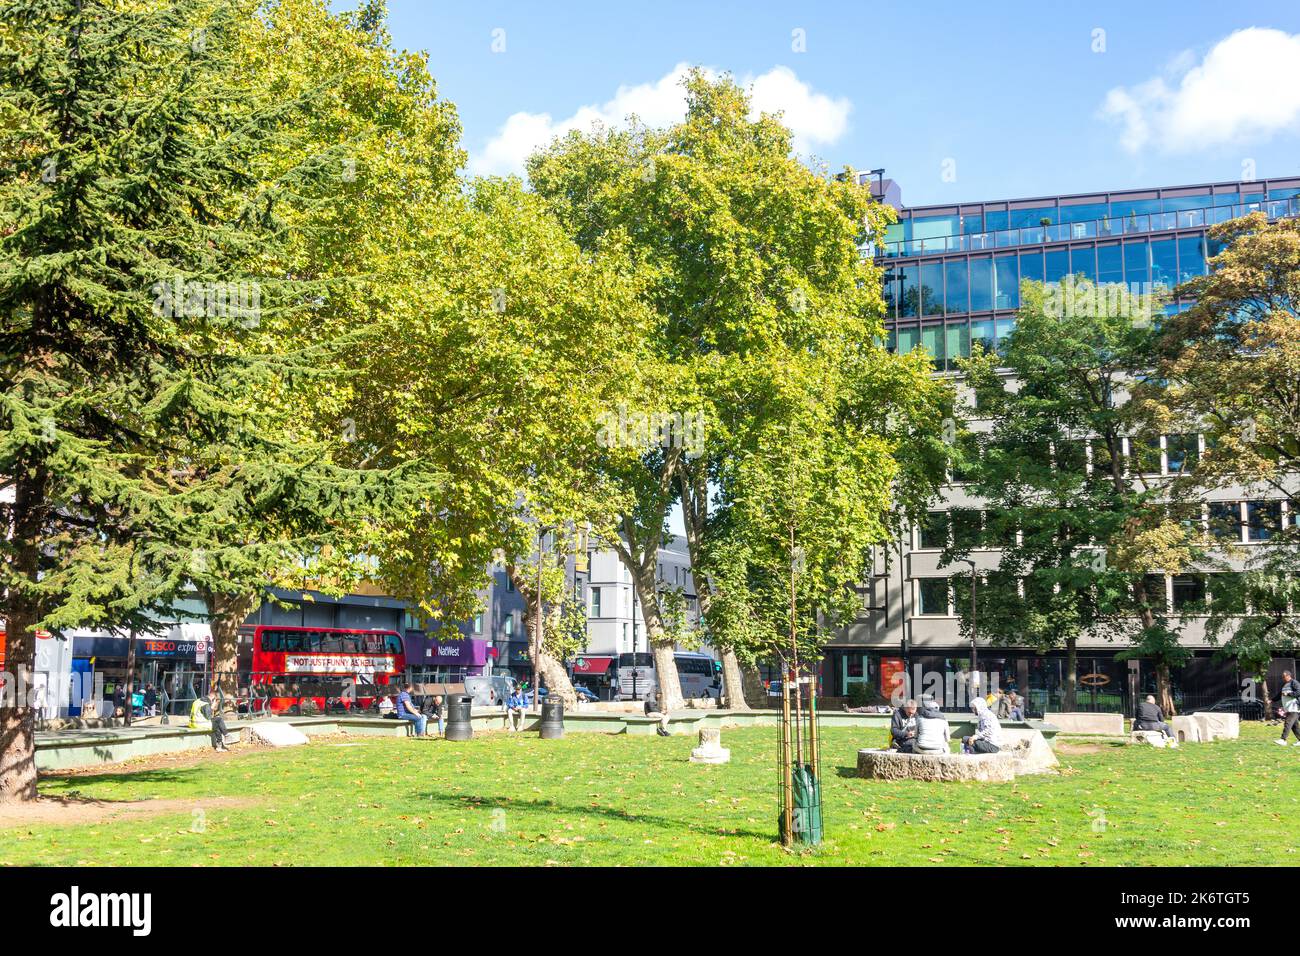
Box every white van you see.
[465,675,516,708]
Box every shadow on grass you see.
[416,790,771,841]
[39,767,206,790]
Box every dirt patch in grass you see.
[41,732,358,779]
[0,795,259,829]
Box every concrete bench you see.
[1190,711,1240,741]
[857,748,1018,782]
[1044,712,1126,736]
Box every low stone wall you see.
[1044,712,1126,736]
[857,748,1018,783]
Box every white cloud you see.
[469,63,852,177]
[1099,28,1300,153]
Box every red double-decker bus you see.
[242,625,406,714]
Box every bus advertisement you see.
[243,625,406,713]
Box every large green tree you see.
[954,278,1198,712]
[1145,212,1300,703]
[528,72,944,708]
[0,0,369,799]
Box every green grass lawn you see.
[5,723,1297,866]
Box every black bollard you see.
[539,699,565,739]
[444,695,474,741]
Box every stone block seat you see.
[857,732,1057,782]
[1129,729,1176,748]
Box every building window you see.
[473,614,483,634]
[1127,433,1162,475]
[591,587,602,618]
[918,512,949,550]
[917,579,950,616]
[950,509,983,550]
[504,615,514,637]
[1208,501,1243,542]
[1165,434,1198,474]
[1171,574,1207,612]
[1247,501,1282,541]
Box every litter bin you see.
[445,695,474,741]
[539,699,565,739]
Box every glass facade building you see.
[821,173,1300,714]
[872,176,1300,371]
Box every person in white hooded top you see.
[962,696,1002,754]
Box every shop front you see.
[71,626,210,717]
[827,647,1252,715]
[571,655,616,698]
[403,633,489,683]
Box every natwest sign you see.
[404,635,488,667]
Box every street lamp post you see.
[960,559,979,694]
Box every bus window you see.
[316,631,342,653]
[385,634,402,655]
[339,634,361,653]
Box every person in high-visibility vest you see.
[189,695,211,731]
[189,690,230,751]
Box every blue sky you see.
[378,0,1300,206]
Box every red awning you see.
[573,656,613,675]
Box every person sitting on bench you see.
[1133,694,1174,738]
[915,698,951,753]
[890,699,919,753]
[962,696,1002,754]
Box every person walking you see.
[143,683,158,718]
[1277,671,1300,746]
[395,683,427,736]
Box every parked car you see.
[522,687,549,706]
[1202,697,1266,720]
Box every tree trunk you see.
[719,647,748,710]
[676,463,750,710]
[1063,637,1078,712]
[0,469,48,803]
[635,567,684,710]
[1155,661,1175,716]
[535,601,577,708]
[202,589,260,714]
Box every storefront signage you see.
[403,635,488,667]
[881,657,906,696]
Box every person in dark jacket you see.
[890,699,918,753]
[1277,671,1300,746]
[1134,695,1174,738]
